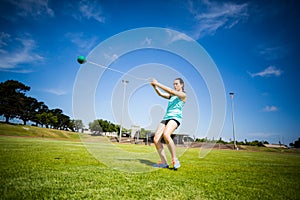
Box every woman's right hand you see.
[151,78,158,87]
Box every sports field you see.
[0,124,299,199]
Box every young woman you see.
[151,78,186,169]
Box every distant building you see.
[147,132,194,145]
[264,144,288,149]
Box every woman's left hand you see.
[151,78,158,86]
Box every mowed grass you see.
[0,124,300,199]
[0,123,80,140]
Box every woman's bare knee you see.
[163,134,171,144]
[153,123,165,145]
[153,135,160,144]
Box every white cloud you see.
[9,0,55,18]
[166,29,194,43]
[45,89,67,96]
[257,45,287,60]
[65,32,98,53]
[188,0,248,39]
[0,33,44,72]
[73,0,105,23]
[141,37,152,46]
[0,68,34,73]
[103,52,119,62]
[249,66,283,78]
[0,32,11,48]
[262,105,278,112]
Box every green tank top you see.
[163,95,185,123]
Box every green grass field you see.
[1,124,300,199]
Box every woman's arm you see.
[151,82,171,99]
[151,79,186,101]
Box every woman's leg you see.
[162,120,178,161]
[153,123,168,164]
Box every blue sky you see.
[0,0,299,145]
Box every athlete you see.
[151,78,186,169]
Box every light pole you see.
[119,80,129,143]
[229,92,237,150]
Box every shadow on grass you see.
[117,159,178,170]
[138,159,156,166]
[117,158,156,167]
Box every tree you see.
[248,140,264,147]
[89,120,102,132]
[89,119,119,132]
[289,138,300,148]
[0,80,74,131]
[34,102,49,127]
[36,112,56,128]
[0,80,30,123]
[72,119,84,132]
[49,108,63,129]
[263,141,269,144]
[57,113,71,130]
[217,137,226,144]
[19,97,39,125]
[139,128,152,138]
[46,108,72,130]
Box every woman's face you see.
[173,80,182,91]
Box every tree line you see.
[195,137,270,147]
[89,119,151,138]
[289,138,300,148]
[89,119,120,133]
[0,80,83,131]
